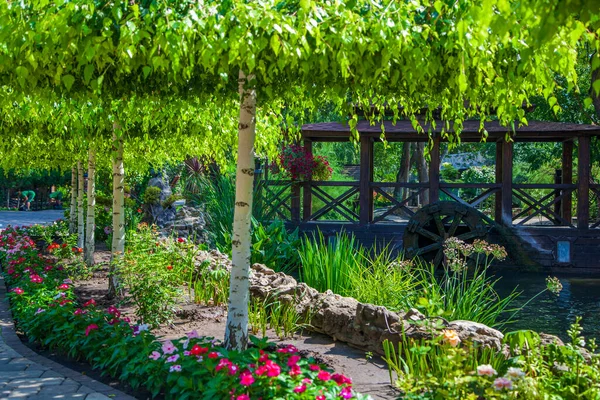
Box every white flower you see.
[505,367,525,379]
[182,338,189,350]
[579,339,586,347]
[477,364,497,377]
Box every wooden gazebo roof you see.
[302,120,600,142]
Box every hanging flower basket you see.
[277,144,333,181]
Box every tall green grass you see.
[298,231,362,296]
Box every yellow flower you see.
[442,329,461,347]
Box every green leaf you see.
[62,74,75,91]
[548,96,557,108]
[584,97,593,109]
[593,79,600,97]
[143,66,152,79]
[83,64,94,84]
[270,35,281,56]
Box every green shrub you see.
[143,186,161,205]
[251,220,301,274]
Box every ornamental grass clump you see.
[0,226,369,400]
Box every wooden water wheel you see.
[403,202,489,266]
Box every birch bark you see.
[109,129,125,297]
[69,166,77,234]
[77,160,85,249]
[224,70,256,351]
[84,148,96,265]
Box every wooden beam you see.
[291,183,301,223]
[501,140,513,226]
[428,136,440,203]
[577,135,590,230]
[359,135,373,225]
[495,141,502,223]
[303,140,313,221]
[562,141,573,224]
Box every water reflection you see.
[494,272,600,341]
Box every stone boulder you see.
[147,176,176,227]
[160,206,207,242]
[447,320,504,351]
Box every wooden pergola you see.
[296,120,600,229]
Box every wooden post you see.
[562,140,573,224]
[501,139,513,226]
[428,136,440,204]
[495,140,503,223]
[291,183,301,223]
[303,140,313,221]
[577,135,590,230]
[359,135,373,225]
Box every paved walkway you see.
[0,210,65,230]
[0,275,136,400]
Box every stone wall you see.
[195,250,504,355]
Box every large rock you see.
[197,254,505,355]
[160,206,207,242]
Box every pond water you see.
[493,271,600,342]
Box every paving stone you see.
[84,393,113,400]
[76,385,95,394]
[36,383,81,395]
[6,377,65,387]
[40,370,65,379]
[28,393,88,400]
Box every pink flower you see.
[216,358,232,372]
[228,364,239,375]
[107,306,120,317]
[339,386,353,399]
[287,355,301,367]
[30,274,43,283]
[240,371,255,386]
[167,354,180,363]
[316,396,325,400]
[58,283,69,290]
[35,308,45,315]
[265,360,281,377]
[169,365,182,373]
[255,366,268,376]
[293,385,307,393]
[149,351,161,360]
[12,288,24,295]
[477,364,497,377]
[236,395,249,400]
[85,324,99,336]
[309,364,320,371]
[74,308,86,316]
[186,329,200,339]
[332,373,352,385]
[276,345,298,353]
[493,377,513,391]
[162,340,177,355]
[317,370,332,381]
[289,365,302,376]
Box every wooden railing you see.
[369,182,428,223]
[511,184,576,227]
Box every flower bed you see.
[0,226,368,400]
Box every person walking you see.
[18,190,35,211]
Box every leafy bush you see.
[251,219,301,274]
[1,226,367,400]
[119,224,190,326]
[143,186,162,205]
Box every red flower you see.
[107,306,121,318]
[265,360,281,377]
[83,299,96,307]
[332,373,352,385]
[12,288,24,295]
[62,243,68,248]
[137,208,142,213]
[309,364,320,371]
[166,265,173,270]
[189,344,208,356]
[177,237,185,243]
[85,324,99,336]
[208,352,219,359]
[287,355,301,367]
[58,284,70,290]
[289,365,302,376]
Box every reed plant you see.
[298,231,362,296]
[249,296,308,339]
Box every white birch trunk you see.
[224,71,256,351]
[109,129,125,297]
[69,166,77,234]
[77,161,85,249]
[84,148,96,266]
